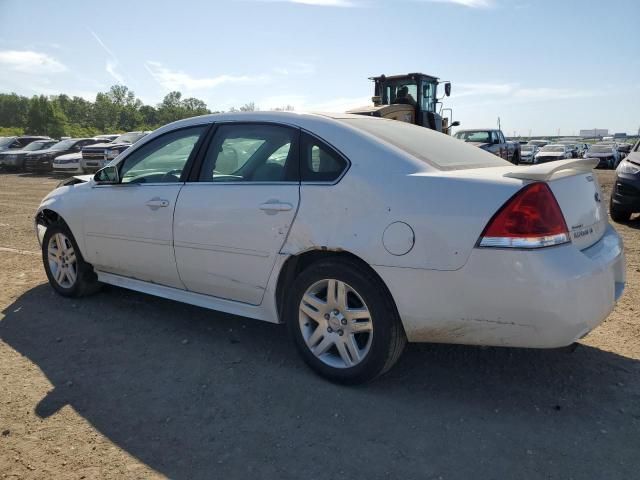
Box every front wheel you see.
[287,258,406,384]
[42,222,101,297]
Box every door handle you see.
[259,201,293,213]
[145,198,170,209]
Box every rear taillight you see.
[478,182,570,249]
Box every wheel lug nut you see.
[341,319,347,325]
[333,309,339,315]
[324,314,330,320]
[338,330,344,336]
[327,327,333,333]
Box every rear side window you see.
[300,133,347,182]
[198,123,299,183]
[343,117,508,170]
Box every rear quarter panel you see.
[283,127,524,271]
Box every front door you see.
[83,125,207,288]
[174,123,300,305]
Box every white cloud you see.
[456,82,515,97]
[426,0,494,7]
[89,29,126,84]
[272,62,316,76]
[0,50,66,74]
[145,61,271,91]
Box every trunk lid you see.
[504,159,606,250]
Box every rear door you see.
[173,123,300,305]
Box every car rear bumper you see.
[611,174,640,212]
[374,224,625,348]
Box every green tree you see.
[25,95,67,137]
[0,93,30,128]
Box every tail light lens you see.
[478,182,570,249]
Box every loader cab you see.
[373,73,439,117]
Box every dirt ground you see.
[0,171,638,479]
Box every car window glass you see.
[301,134,347,182]
[120,126,205,184]
[199,124,298,182]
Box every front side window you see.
[198,124,298,182]
[120,126,206,184]
[300,133,347,182]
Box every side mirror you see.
[444,82,452,97]
[451,121,460,127]
[94,165,120,184]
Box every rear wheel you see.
[42,222,101,297]
[287,258,406,384]
[610,202,632,223]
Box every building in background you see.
[580,128,609,138]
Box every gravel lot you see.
[1,171,639,479]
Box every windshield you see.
[0,137,16,148]
[342,118,507,170]
[540,146,565,152]
[591,146,613,153]
[24,141,53,151]
[50,139,76,150]
[454,131,491,143]
[113,132,146,144]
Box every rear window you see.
[341,118,508,170]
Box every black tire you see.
[609,202,632,223]
[42,221,101,297]
[286,257,406,384]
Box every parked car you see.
[95,134,120,143]
[577,143,589,157]
[453,129,520,164]
[0,135,50,152]
[617,143,633,159]
[0,139,57,170]
[53,136,120,174]
[519,144,539,164]
[80,131,149,173]
[24,138,103,172]
[610,140,640,222]
[34,112,625,384]
[527,139,549,148]
[565,144,579,158]
[534,144,572,163]
[52,152,83,174]
[585,144,621,169]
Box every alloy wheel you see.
[298,279,373,369]
[47,232,77,289]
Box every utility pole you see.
[497,117,501,131]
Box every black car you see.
[0,139,57,170]
[23,138,103,172]
[610,140,640,222]
[80,131,150,173]
[0,135,50,153]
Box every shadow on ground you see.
[2,284,639,479]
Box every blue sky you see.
[0,0,638,135]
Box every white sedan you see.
[52,152,83,173]
[35,112,625,383]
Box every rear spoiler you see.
[503,158,599,181]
